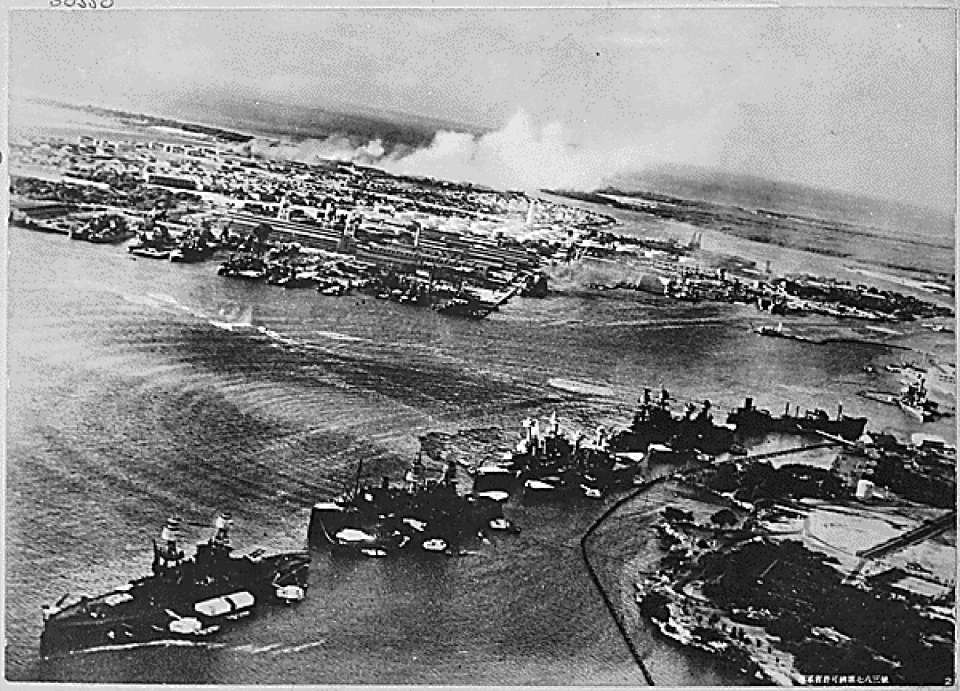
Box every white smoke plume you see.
[382,108,729,191]
[236,134,397,166]
[235,107,728,192]
[546,258,665,293]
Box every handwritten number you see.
[49,0,115,7]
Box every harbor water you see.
[5,209,953,682]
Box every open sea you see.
[7,197,953,683]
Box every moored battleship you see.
[484,414,644,499]
[309,456,516,556]
[39,513,310,658]
[859,373,946,423]
[610,388,735,456]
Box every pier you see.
[857,510,956,560]
[736,441,842,463]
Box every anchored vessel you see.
[610,388,735,457]
[727,397,867,441]
[309,456,516,556]
[859,373,944,423]
[475,413,644,500]
[39,513,310,658]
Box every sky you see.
[8,7,957,212]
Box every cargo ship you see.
[308,456,516,556]
[40,513,309,658]
[726,397,867,441]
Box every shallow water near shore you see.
[6,218,953,683]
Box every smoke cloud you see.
[382,108,730,191]
[237,107,731,193]
[237,134,407,166]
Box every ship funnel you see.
[745,397,753,410]
[214,511,233,532]
[660,387,670,406]
[160,517,182,543]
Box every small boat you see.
[234,269,266,280]
[333,528,378,546]
[421,538,448,553]
[360,548,389,558]
[488,518,511,531]
[580,484,604,499]
[130,247,171,260]
[523,479,557,492]
[474,490,510,503]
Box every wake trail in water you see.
[69,639,228,656]
[119,289,260,333]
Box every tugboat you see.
[309,455,516,556]
[39,513,309,658]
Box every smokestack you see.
[745,397,753,410]
[837,402,843,420]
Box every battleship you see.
[859,373,946,423]
[610,388,736,457]
[726,397,868,440]
[308,456,516,556]
[39,513,310,658]
[474,414,645,500]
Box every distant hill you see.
[607,164,954,244]
[156,89,488,153]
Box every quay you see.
[10,128,953,326]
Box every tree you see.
[710,508,738,528]
[253,222,272,244]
